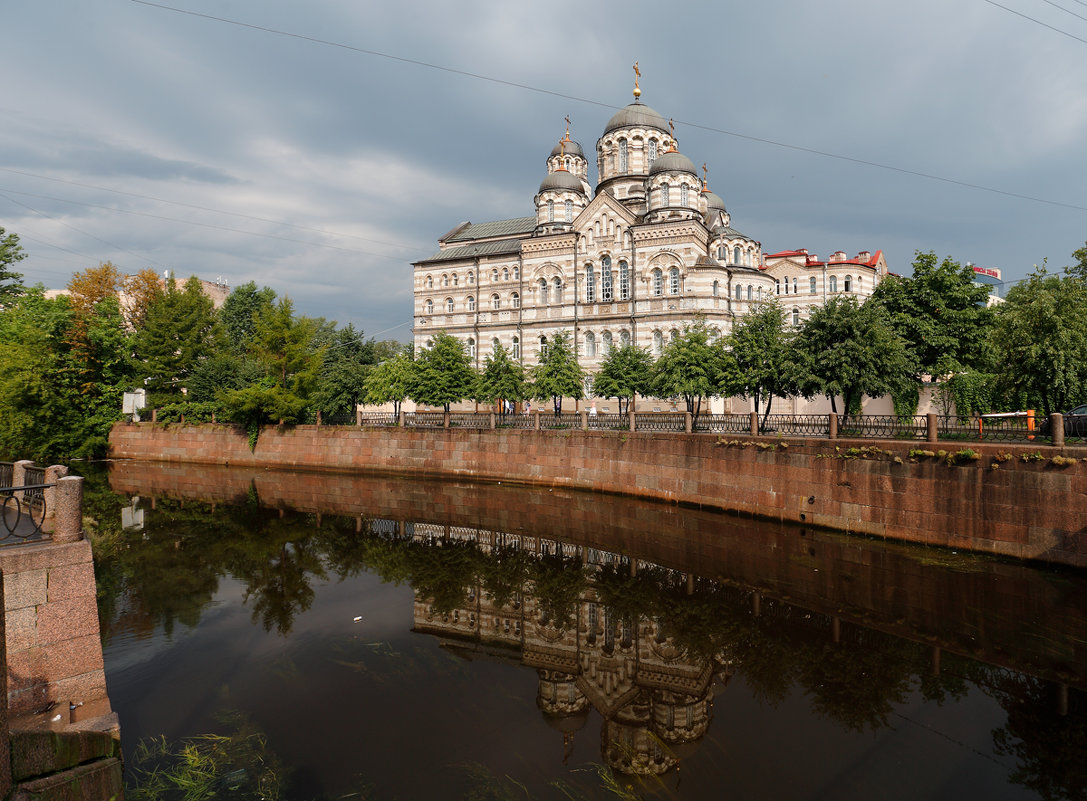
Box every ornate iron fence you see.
[589,413,627,431]
[0,462,12,488]
[635,413,686,432]
[450,413,490,429]
[1,484,49,541]
[358,412,398,427]
[323,411,358,426]
[539,412,582,430]
[937,415,1041,443]
[405,412,445,428]
[839,415,928,440]
[694,414,751,433]
[759,414,830,437]
[498,413,535,430]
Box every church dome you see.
[649,150,697,176]
[550,139,585,158]
[703,189,726,212]
[603,101,668,135]
[538,169,585,194]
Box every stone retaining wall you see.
[108,421,1087,566]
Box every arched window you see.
[829,275,838,292]
[565,199,573,222]
[713,280,719,297]
[844,275,853,292]
[602,331,613,353]
[601,256,613,302]
[734,284,743,301]
[619,140,628,172]
[792,308,800,327]
[757,286,763,300]
[585,332,596,357]
[511,292,520,308]
[442,274,449,287]
[492,268,499,282]
[538,279,548,305]
[747,285,753,301]
[446,297,454,313]
[467,295,476,311]
[784,278,789,294]
[733,246,741,264]
[669,329,679,343]
[425,298,433,315]
[648,139,658,164]
[512,336,520,359]
[681,183,689,207]
[492,337,500,354]
[467,272,475,285]
[856,275,863,292]
[775,280,781,295]
[669,267,680,295]
[468,338,476,359]
[503,268,509,281]
[810,276,817,294]
[452,273,458,286]
[564,156,571,171]
[652,330,663,355]
[661,183,670,207]
[539,336,548,357]
[718,245,726,260]
[426,275,433,289]
[492,293,500,310]
[513,266,519,279]
[619,261,630,300]
[547,200,554,223]
[652,268,663,296]
[620,330,630,347]
[553,277,562,305]
[585,265,596,303]
[793,277,798,294]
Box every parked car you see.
[1039,404,1087,438]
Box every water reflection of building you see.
[409,523,730,775]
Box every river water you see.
[87,461,1086,800]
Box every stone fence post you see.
[398,410,406,427]
[315,410,322,427]
[52,476,84,543]
[828,414,838,440]
[927,413,939,444]
[12,461,31,501]
[42,465,68,522]
[581,410,588,431]
[533,411,541,431]
[749,412,759,437]
[684,412,693,434]
[629,410,636,432]
[490,412,496,430]
[443,411,450,429]
[1051,413,1064,448]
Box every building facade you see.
[412,77,887,408]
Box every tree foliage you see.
[650,318,723,418]
[591,344,653,415]
[0,226,27,302]
[411,331,476,412]
[798,296,912,414]
[727,301,800,426]
[991,265,1087,416]
[219,281,277,349]
[530,330,584,414]
[123,268,164,330]
[476,341,526,408]
[363,351,414,417]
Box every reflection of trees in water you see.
[86,472,1087,797]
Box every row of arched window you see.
[423,266,520,289]
[545,199,575,224]
[423,293,521,315]
[463,336,521,360]
[716,245,758,267]
[774,274,861,295]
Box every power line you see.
[1037,0,1087,24]
[980,0,1087,44]
[0,166,422,254]
[130,0,1087,215]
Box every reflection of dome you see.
[538,170,585,194]
[541,706,591,735]
[550,139,585,158]
[649,150,697,176]
[604,101,668,135]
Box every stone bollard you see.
[828,414,838,440]
[357,409,363,426]
[581,410,588,431]
[533,411,541,431]
[1051,413,1064,447]
[629,409,636,432]
[398,410,406,427]
[927,413,939,444]
[12,461,32,502]
[151,408,158,423]
[490,411,496,430]
[316,410,322,427]
[52,476,84,543]
[749,412,759,437]
[443,411,450,429]
[42,465,68,525]
[685,412,693,434]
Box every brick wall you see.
[108,422,1087,567]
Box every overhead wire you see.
[128,0,1087,214]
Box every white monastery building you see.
[412,69,888,407]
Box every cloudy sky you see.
[3,0,1085,341]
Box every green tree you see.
[311,323,371,418]
[133,276,223,401]
[798,296,912,415]
[363,351,414,417]
[0,226,27,302]
[591,343,654,415]
[219,281,277,349]
[411,331,476,412]
[476,341,526,412]
[728,301,801,428]
[650,318,723,419]
[530,330,585,414]
[1068,241,1087,282]
[870,251,993,379]
[990,265,1087,416]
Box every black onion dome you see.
[603,101,669,135]
[538,169,585,194]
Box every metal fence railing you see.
[450,413,490,429]
[0,462,12,488]
[635,412,686,432]
[357,412,398,427]
[694,414,751,434]
[539,412,582,430]
[760,414,833,438]
[839,415,929,440]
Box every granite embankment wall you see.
[108,422,1087,567]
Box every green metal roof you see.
[446,217,536,242]
[417,238,524,264]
